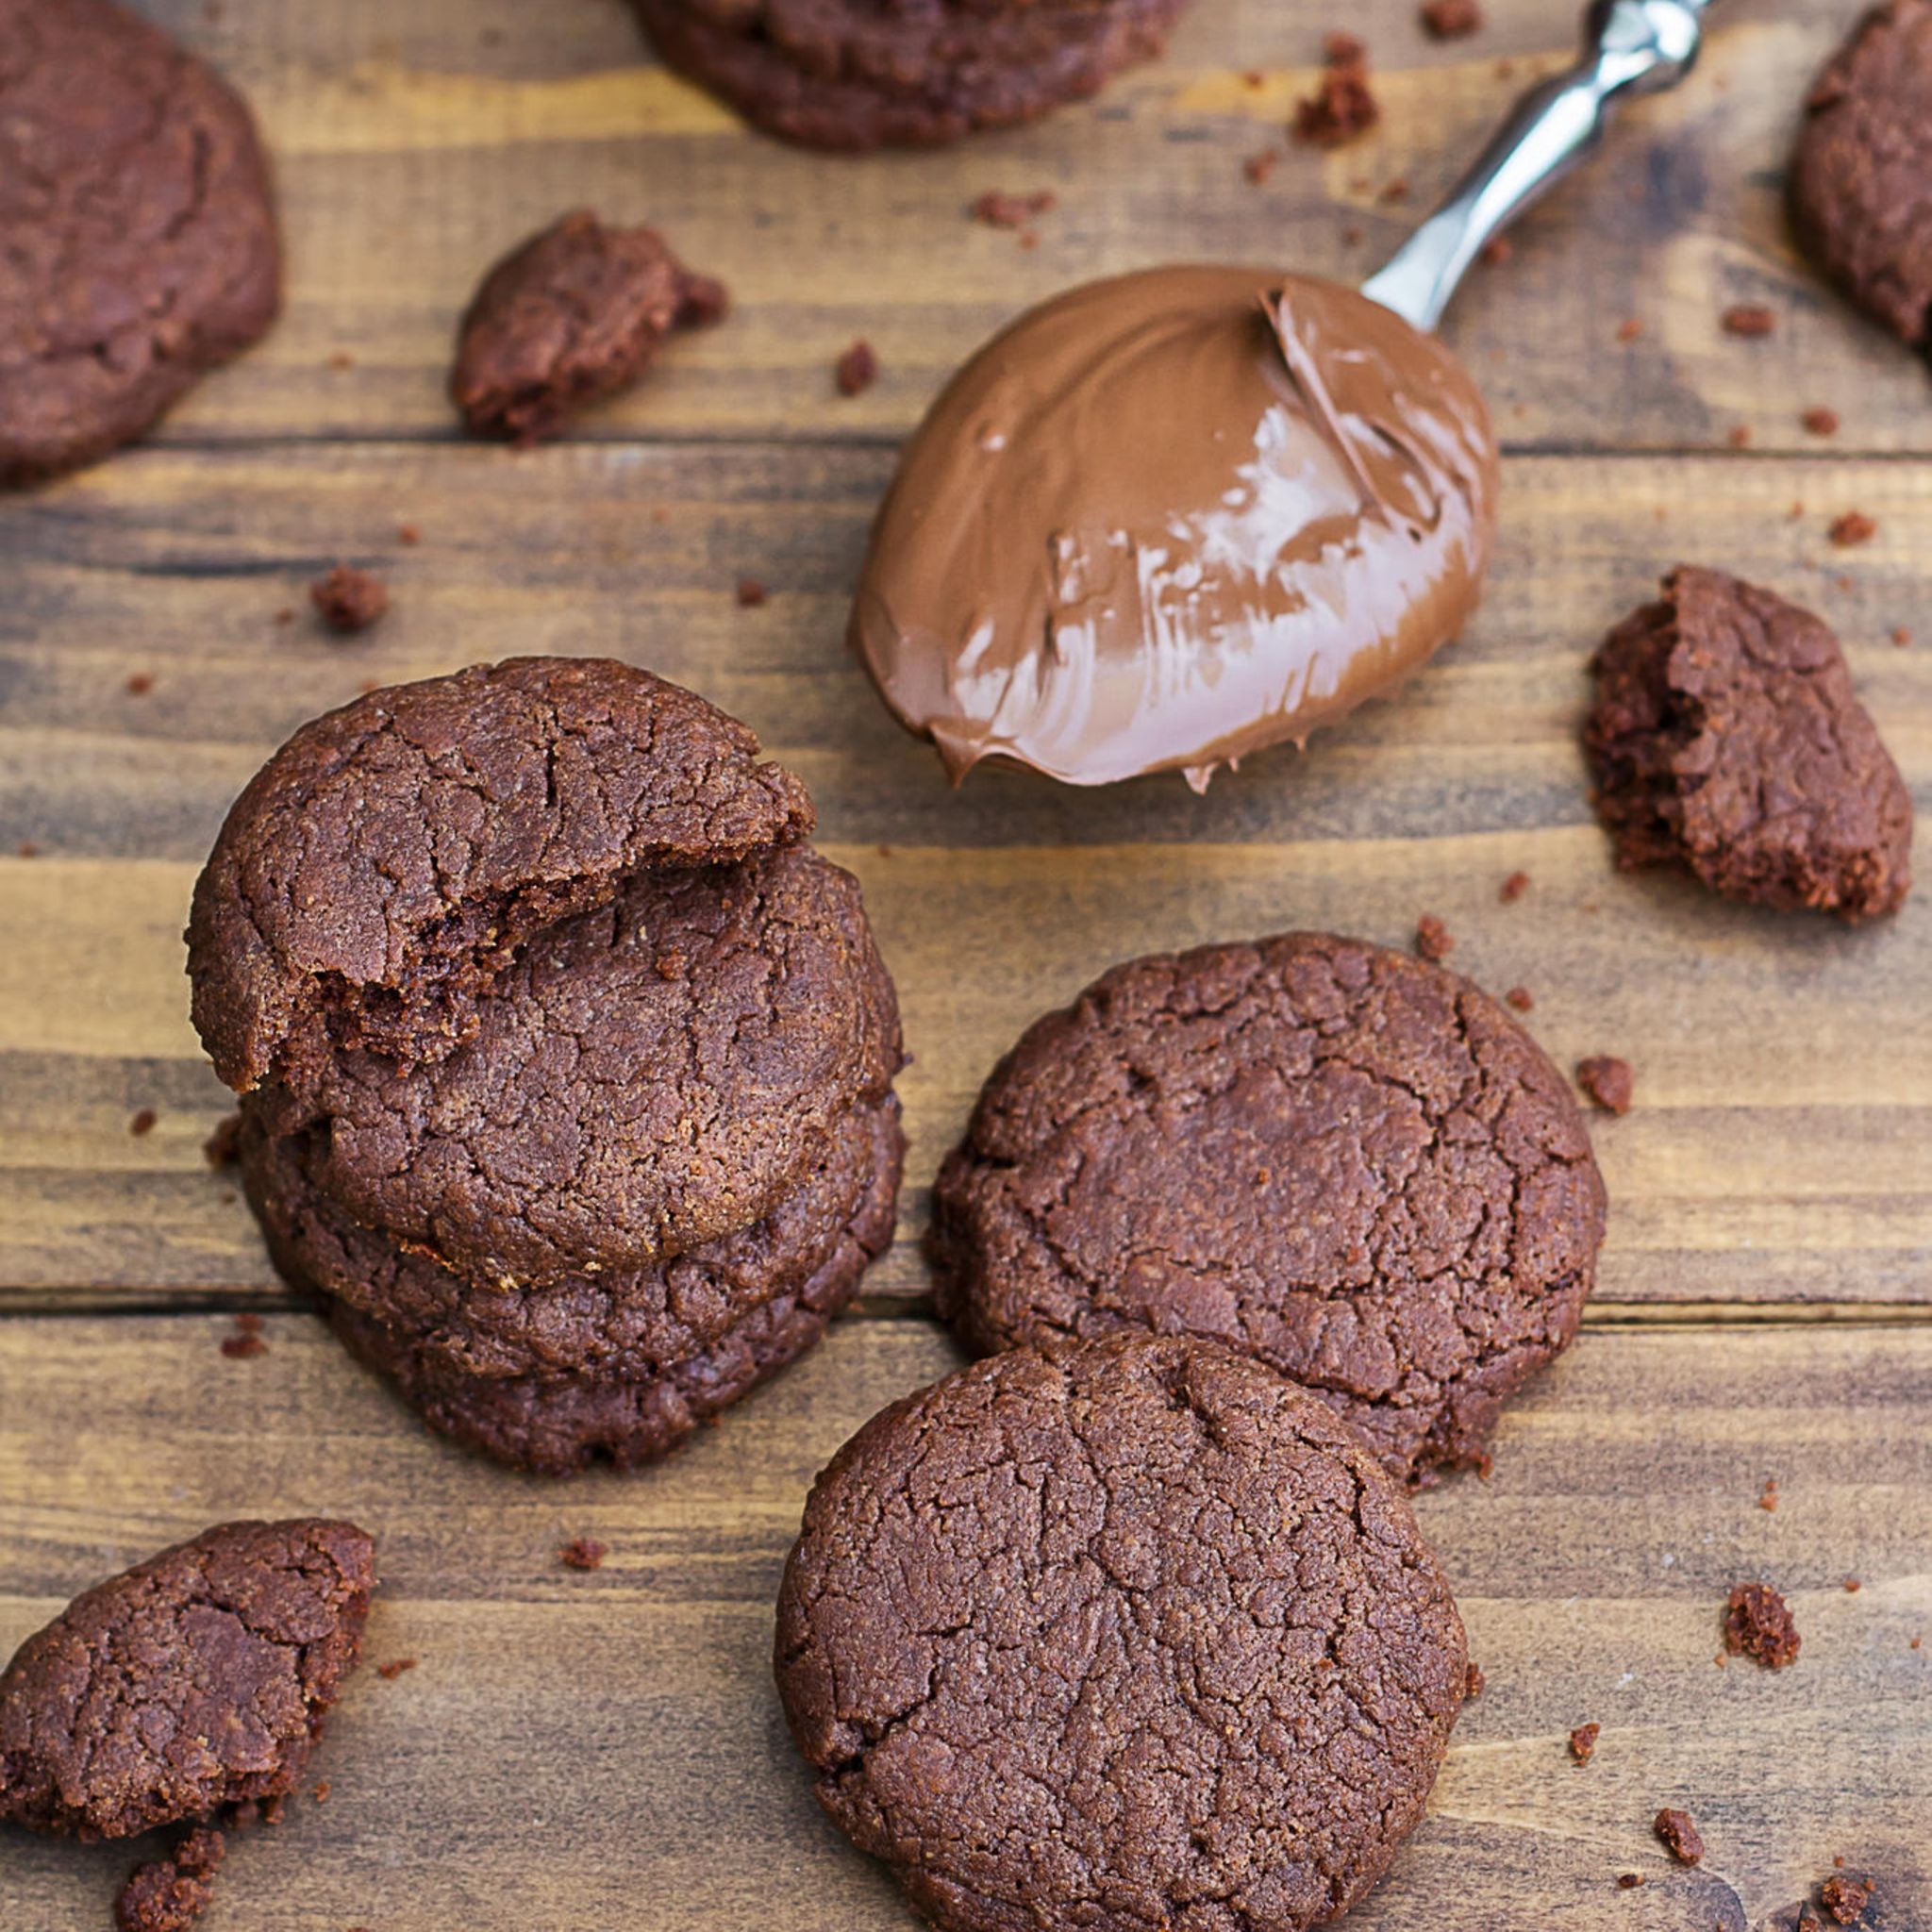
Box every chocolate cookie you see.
[1790,1,1932,348]
[254,841,900,1288]
[1585,566,1912,920]
[931,934,1606,1483]
[630,0,1191,151]
[0,0,279,485]
[324,1108,900,1474]
[451,211,726,444]
[0,1521,373,1840]
[187,657,813,1097]
[239,1095,902,1381]
[776,1336,1468,1932]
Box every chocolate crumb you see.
[126,673,155,696]
[309,565,389,635]
[1724,1581,1801,1669]
[376,1657,417,1681]
[836,341,878,397]
[1576,1056,1633,1115]
[1294,36,1378,145]
[1414,913,1454,961]
[1421,0,1483,39]
[1506,987,1535,1012]
[1569,1723,1600,1765]
[129,1108,158,1137]
[1802,408,1840,437]
[1654,1807,1705,1865]
[203,1112,242,1169]
[1722,304,1777,338]
[735,577,768,608]
[1820,1875,1874,1926]
[971,191,1057,230]
[1500,870,1530,902]
[559,1538,607,1572]
[1464,1662,1485,1698]
[220,1312,267,1360]
[1829,511,1878,547]
[115,1827,225,1932]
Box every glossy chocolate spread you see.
[850,265,1500,789]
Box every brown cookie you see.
[0,0,279,485]
[931,934,1606,1484]
[186,657,813,1097]
[451,211,726,444]
[630,0,1191,151]
[1790,1,1932,348]
[252,841,900,1289]
[321,1108,901,1474]
[776,1336,1468,1932]
[1584,566,1912,920]
[239,1095,902,1381]
[0,1521,373,1840]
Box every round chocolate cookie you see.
[1790,0,1932,348]
[0,0,280,485]
[187,657,814,1098]
[324,1112,900,1474]
[776,1336,1467,1932]
[240,1095,902,1381]
[631,0,1191,151]
[0,1521,373,1839]
[254,841,900,1290]
[931,934,1606,1483]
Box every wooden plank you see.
[92,0,1932,459]
[1,444,1925,1302]
[0,1314,1926,1929]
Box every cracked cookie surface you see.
[0,1521,373,1840]
[451,210,726,443]
[1585,567,1912,920]
[324,1104,900,1474]
[630,0,1191,151]
[0,0,279,484]
[252,841,900,1288]
[775,1336,1467,1932]
[1790,0,1932,347]
[240,1095,901,1381]
[189,657,815,1098]
[931,934,1605,1483]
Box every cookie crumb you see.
[396,522,421,545]
[1568,1722,1600,1765]
[126,672,155,696]
[1243,149,1281,185]
[1722,304,1777,338]
[1294,36,1379,145]
[735,577,768,608]
[327,350,354,371]
[1500,870,1530,902]
[376,1657,417,1681]
[1615,318,1643,343]
[558,1538,607,1572]
[1758,1476,1779,1512]
[1464,1661,1485,1698]
[1479,235,1513,266]
[1420,0,1482,38]
[1892,626,1912,648]
[1414,913,1454,961]
[1576,1055,1633,1115]
[1829,511,1878,547]
[1727,425,1753,448]
[1843,1576,1861,1592]
[836,341,878,396]
[1506,987,1535,1012]
[1802,408,1840,437]
[16,841,39,858]
[1654,1807,1705,1865]
[1616,1873,1645,1890]
[309,565,389,635]
[1820,1874,1874,1925]
[129,1108,158,1137]
[1724,1581,1801,1669]
[115,1827,225,1932]
[219,1312,267,1360]
[203,1112,242,1169]
[971,190,1057,230]
[312,1780,330,1804]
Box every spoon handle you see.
[1359,0,1715,332]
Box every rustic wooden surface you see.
[2,0,1929,1925]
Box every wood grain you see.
[2,444,1924,1301]
[0,1314,1926,1932]
[114,0,1932,458]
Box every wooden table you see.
[2,2,1928,1926]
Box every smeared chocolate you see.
[851,266,1499,790]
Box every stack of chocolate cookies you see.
[186,658,903,1474]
